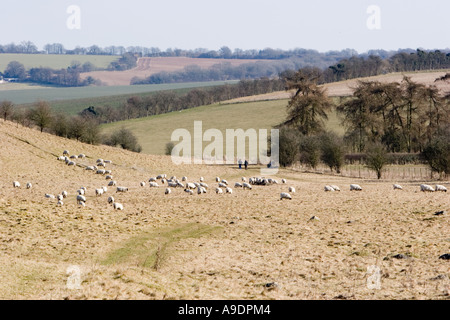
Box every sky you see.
[1,0,449,54]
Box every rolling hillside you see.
[0,119,448,300]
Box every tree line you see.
[0,100,142,153]
[80,78,286,123]
[1,53,137,86]
[277,69,450,179]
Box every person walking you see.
[238,159,243,169]
[244,159,248,170]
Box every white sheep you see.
[165,188,171,194]
[226,187,233,194]
[184,189,194,195]
[95,188,104,196]
[167,181,178,188]
[200,177,204,182]
[113,202,124,210]
[104,160,112,164]
[105,170,112,175]
[200,182,208,189]
[420,184,434,192]
[57,194,64,201]
[96,158,103,163]
[242,177,247,182]
[86,166,96,171]
[149,177,156,182]
[221,179,228,185]
[77,189,85,195]
[107,196,115,204]
[289,186,296,193]
[242,182,252,190]
[76,195,86,203]
[234,182,243,188]
[62,191,68,198]
[78,154,86,159]
[105,175,113,180]
[67,161,76,166]
[70,155,78,159]
[140,181,146,187]
[149,182,159,188]
[97,162,106,167]
[197,186,207,194]
[216,187,223,194]
[280,192,292,200]
[186,182,197,189]
[393,184,403,190]
[435,185,447,192]
[96,169,106,175]
[216,177,220,182]
[350,184,362,191]
[330,185,341,192]
[63,150,70,156]
[218,182,227,188]
[156,174,165,179]
[57,200,64,206]
[182,176,187,181]
[26,182,32,189]
[281,179,287,184]
[45,194,55,199]
[108,180,117,187]
[116,186,129,193]
[324,185,335,192]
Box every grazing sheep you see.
[184,188,194,195]
[78,154,85,159]
[45,194,55,199]
[97,162,106,167]
[96,158,103,163]
[167,181,178,188]
[63,150,69,156]
[86,166,96,171]
[221,179,228,185]
[105,175,113,180]
[96,169,106,175]
[281,179,287,184]
[77,195,86,203]
[113,202,124,210]
[104,160,112,164]
[350,184,362,191]
[289,187,295,193]
[57,156,65,161]
[26,182,32,189]
[105,170,112,175]
[79,201,86,207]
[107,196,114,204]
[242,182,252,190]
[77,189,85,195]
[218,182,227,188]
[324,185,335,192]
[186,182,197,189]
[420,184,434,192]
[102,186,107,192]
[182,176,187,181]
[234,182,243,188]
[242,177,247,182]
[280,192,292,200]
[200,177,204,182]
[70,155,78,159]
[216,187,223,194]
[330,185,341,192]
[57,200,63,206]
[140,181,146,187]
[199,182,208,189]
[108,180,117,186]
[67,161,76,166]
[197,186,207,194]
[216,177,220,182]
[435,185,447,192]
[95,188,104,196]
[226,187,233,194]
[62,191,68,198]
[165,188,171,195]
[156,174,165,179]
[149,177,156,182]
[116,186,129,193]
[149,182,159,188]
[393,184,403,190]
[57,194,64,201]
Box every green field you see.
[3,81,239,114]
[0,53,117,71]
[100,99,344,156]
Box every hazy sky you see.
[2,0,449,53]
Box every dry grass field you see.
[80,57,265,86]
[0,120,449,300]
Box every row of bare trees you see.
[277,69,450,178]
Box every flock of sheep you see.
[10,150,448,211]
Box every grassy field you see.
[0,53,117,71]
[0,120,448,300]
[3,81,238,114]
[100,98,345,156]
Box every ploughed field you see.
[0,120,448,300]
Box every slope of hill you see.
[0,120,448,300]
[80,57,265,86]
